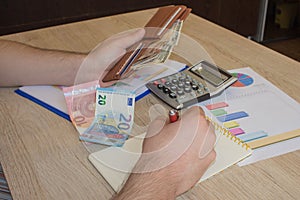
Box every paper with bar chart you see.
[199,67,300,166]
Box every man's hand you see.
[113,106,216,199]
[74,28,145,87]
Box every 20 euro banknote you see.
[80,88,135,146]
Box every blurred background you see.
[0,0,299,61]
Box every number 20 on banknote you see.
[95,88,135,135]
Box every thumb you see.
[111,28,145,49]
[146,115,167,138]
[146,104,168,137]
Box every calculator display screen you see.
[189,62,231,87]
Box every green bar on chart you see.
[211,109,227,116]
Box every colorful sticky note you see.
[205,102,228,110]
[217,111,249,122]
[229,128,245,135]
[223,121,239,129]
[211,109,227,116]
[237,131,268,142]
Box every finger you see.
[146,115,167,138]
[166,106,200,149]
[177,106,216,158]
[191,107,216,159]
[108,28,145,49]
[108,28,144,40]
[98,68,119,87]
[198,121,216,159]
[148,104,168,121]
[139,107,200,171]
[143,104,168,138]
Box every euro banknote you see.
[133,20,183,67]
[80,88,135,146]
[63,80,99,134]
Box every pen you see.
[169,109,179,123]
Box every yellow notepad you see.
[88,117,252,192]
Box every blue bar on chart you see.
[236,130,268,142]
[217,111,249,122]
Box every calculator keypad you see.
[146,72,210,109]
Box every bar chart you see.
[206,102,268,142]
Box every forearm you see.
[112,171,176,200]
[0,40,86,87]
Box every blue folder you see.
[15,88,151,122]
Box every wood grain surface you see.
[0,7,299,200]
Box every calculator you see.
[146,60,237,109]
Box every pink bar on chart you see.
[205,102,228,110]
[229,128,245,135]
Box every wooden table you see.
[1,7,299,200]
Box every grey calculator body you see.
[146,60,237,110]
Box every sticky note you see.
[211,109,227,116]
[237,131,268,142]
[229,128,245,135]
[223,121,239,129]
[205,102,228,110]
[217,111,249,122]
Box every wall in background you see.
[0,0,181,35]
[190,0,261,38]
[0,0,260,38]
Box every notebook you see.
[88,116,252,192]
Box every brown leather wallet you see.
[102,5,192,83]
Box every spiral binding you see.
[205,116,251,150]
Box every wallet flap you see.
[178,8,192,21]
[144,5,187,39]
[101,42,145,82]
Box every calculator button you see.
[153,81,159,85]
[177,82,184,88]
[177,90,184,96]
[184,87,191,93]
[161,78,166,84]
[165,81,171,87]
[157,84,163,89]
[172,79,178,84]
[178,77,185,82]
[169,92,177,99]
[163,87,171,94]
[191,84,199,90]
[170,85,177,91]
